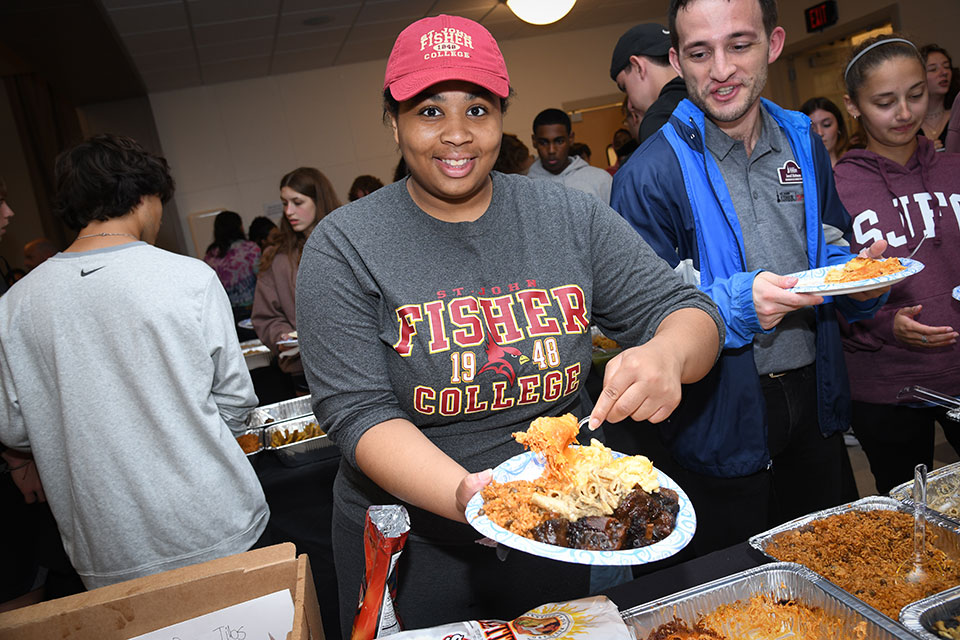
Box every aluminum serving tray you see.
[245,395,314,428]
[264,415,334,467]
[901,583,960,639]
[892,462,960,528]
[620,562,916,639]
[748,496,960,622]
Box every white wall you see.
[140,0,960,256]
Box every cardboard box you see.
[0,543,324,640]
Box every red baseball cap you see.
[383,14,510,102]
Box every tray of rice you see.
[620,562,916,639]
[749,496,960,621]
[892,461,960,527]
[264,415,334,466]
[245,395,314,428]
[901,583,960,639]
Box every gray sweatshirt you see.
[0,242,268,588]
[296,173,722,539]
[527,154,613,204]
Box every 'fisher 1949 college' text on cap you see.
[384,14,510,102]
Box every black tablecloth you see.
[250,446,342,640]
[602,542,771,613]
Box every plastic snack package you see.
[351,504,411,640]
[386,595,632,640]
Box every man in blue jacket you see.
[611,0,889,555]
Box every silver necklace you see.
[77,232,139,240]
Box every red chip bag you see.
[351,504,411,640]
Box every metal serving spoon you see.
[902,463,929,584]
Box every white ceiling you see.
[98,0,668,92]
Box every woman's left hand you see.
[456,469,493,515]
[591,341,684,427]
[893,305,958,348]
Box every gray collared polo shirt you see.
[704,105,815,376]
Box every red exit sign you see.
[805,0,838,32]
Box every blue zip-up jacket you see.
[611,98,885,478]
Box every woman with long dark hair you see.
[799,96,848,166]
[918,44,958,150]
[203,210,259,319]
[252,167,340,377]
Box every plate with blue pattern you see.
[465,450,696,565]
[953,285,960,302]
[788,257,923,296]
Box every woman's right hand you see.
[277,332,297,351]
[893,305,958,348]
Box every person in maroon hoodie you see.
[835,34,960,494]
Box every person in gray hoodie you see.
[527,108,613,203]
[835,34,960,494]
[0,134,269,589]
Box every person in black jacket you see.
[610,23,689,143]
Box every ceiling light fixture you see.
[505,0,577,25]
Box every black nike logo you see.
[80,267,105,277]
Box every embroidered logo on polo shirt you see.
[777,190,804,203]
[777,160,802,185]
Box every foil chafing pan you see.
[901,583,960,639]
[748,496,960,620]
[620,562,916,639]
[245,395,314,428]
[892,462,960,527]
[264,415,333,466]
[749,496,960,559]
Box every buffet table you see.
[250,446,342,640]
[602,541,768,611]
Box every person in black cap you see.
[610,23,688,143]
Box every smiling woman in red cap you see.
[296,14,723,634]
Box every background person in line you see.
[0,178,15,294]
[610,23,688,144]
[348,174,384,202]
[611,0,889,555]
[0,134,269,589]
[526,108,613,203]
[204,210,260,324]
[799,96,848,167]
[252,167,340,385]
[918,44,957,150]
[296,14,723,634]
[835,34,960,494]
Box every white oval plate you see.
[953,285,960,302]
[465,450,696,566]
[237,318,254,330]
[788,257,923,296]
